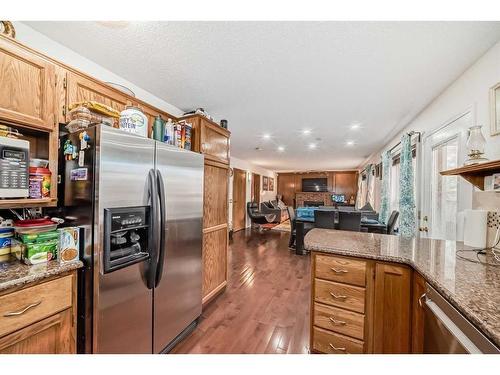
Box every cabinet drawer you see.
[312,326,364,354]
[315,254,366,287]
[314,279,365,314]
[313,302,365,340]
[0,276,73,338]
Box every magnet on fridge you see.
[78,150,85,167]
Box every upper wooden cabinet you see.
[65,72,129,122]
[184,115,230,164]
[0,37,56,130]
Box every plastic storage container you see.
[29,167,51,198]
[119,106,148,137]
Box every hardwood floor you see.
[171,228,311,354]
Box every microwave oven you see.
[0,137,29,198]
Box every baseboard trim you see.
[202,281,227,308]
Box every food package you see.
[69,101,121,118]
[58,227,79,263]
[18,239,58,265]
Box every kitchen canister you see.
[119,106,148,137]
[463,209,488,248]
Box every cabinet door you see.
[0,309,75,354]
[65,72,128,122]
[411,272,426,353]
[373,263,411,353]
[0,37,55,130]
[202,226,228,304]
[203,161,229,229]
[200,119,230,164]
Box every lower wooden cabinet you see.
[411,272,426,353]
[311,252,414,354]
[0,272,77,354]
[202,225,228,304]
[0,309,74,354]
[373,263,412,353]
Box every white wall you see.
[229,156,277,229]
[362,40,500,210]
[14,22,184,117]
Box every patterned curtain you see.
[355,171,363,209]
[379,151,391,224]
[398,133,416,237]
[366,164,375,206]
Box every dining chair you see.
[314,210,337,229]
[386,210,400,234]
[338,211,362,232]
[287,206,296,248]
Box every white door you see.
[420,110,473,240]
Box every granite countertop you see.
[0,257,83,293]
[305,228,500,348]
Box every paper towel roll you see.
[463,209,488,248]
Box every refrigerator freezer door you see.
[95,126,156,353]
[154,143,204,353]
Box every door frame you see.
[419,107,474,239]
[232,168,247,232]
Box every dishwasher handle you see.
[424,296,481,354]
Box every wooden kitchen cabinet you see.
[311,252,415,354]
[184,115,230,164]
[373,262,412,353]
[202,160,229,306]
[0,272,77,354]
[0,36,56,131]
[0,309,74,354]
[411,272,426,353]
[65,71,129,122]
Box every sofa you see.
[260,199,288,223]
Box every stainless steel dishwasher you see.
[420,283,500,354]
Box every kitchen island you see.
[304,228,500,353]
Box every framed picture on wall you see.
[263,176,269,191]
[490,82,500,136]
[268,177,274,191]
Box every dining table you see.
[293,209,387,255]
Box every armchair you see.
[247,202,277,226]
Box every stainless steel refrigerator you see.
[58,124,203,353]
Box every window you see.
[430,137,458,240]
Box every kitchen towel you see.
[463,209,488,248]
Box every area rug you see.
[270,219,291,232]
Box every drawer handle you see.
[330,292,347,300]
[3,300,43,317]
[329,343,346,352]
[331,267,348,274]
[329,317,346,325]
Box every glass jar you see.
[465,125,488,165]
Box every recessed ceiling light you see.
[308,143,317,149]
[345,140,355,146]
[255,147,264,151]
[262,133,271,140]
[302,129,312,135]
[350,122,362,130]
[277,146,285,152]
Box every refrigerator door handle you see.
[146,168,159,290]
[155,169,167,287]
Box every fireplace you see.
[304,201,323,207]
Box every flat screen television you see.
[302,178,328,192]
[332,194,346,203]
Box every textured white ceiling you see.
[25,21,500,171]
